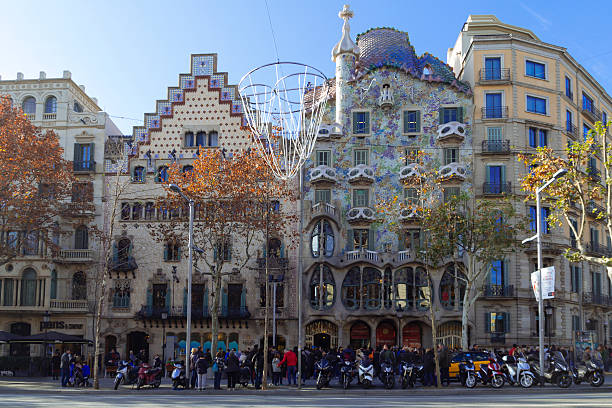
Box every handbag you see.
[212,362,218,373]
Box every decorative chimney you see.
[63,70,71,79]
[39,71,46,79]
[17,72,24,80]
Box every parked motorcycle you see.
[357,359,374,389]
[114,361,139,390]
[572,358,605,387]
[529,351,572,388]
[171,362,187,390]
[339,360,356,389]
[378,360,395,389]
[459,359,477,388]
[400,362,423,388]
[478,353,505,388]
[501,353,535,388]
[137,362,162,389]
[315,358,334,389]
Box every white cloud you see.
[519,3,552,30]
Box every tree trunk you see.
[92,272,106,389]
[428,280,441,389]
[210,266,222,360]
[461,280,473,351]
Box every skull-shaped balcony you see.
[346,207,376,224]
[439,162,467,181]
[318,123,343,139]
[399,163,424,182]
[399,206,422,223]
[348,164,375,184]
[309,165,337,184]
[436,121,467,144]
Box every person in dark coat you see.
[253,347,264,389]
[196,354,209,391]
[423,348,435,386]
[438,344,450,386]
[51,350,61,380]
[225,350,240,389]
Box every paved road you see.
[0,391,610,407]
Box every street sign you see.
[531,266,555,300]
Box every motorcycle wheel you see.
[519,374,534,388]
[385,376,395,389]
[114,378,120,390]
[343,376,349,390]
[362,379,371,389]
[316,374,323,390]
[491,375,504,389]
[465,374,476,388]
[136,378,144,390]
[590,372,604,387]
[401,377,408,389]
[557,374,572,388]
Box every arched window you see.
[310,219,335,258]
[44,96,57,113]
[208,131,218,147]
[156,166,169,182]
[22,97,36,114]
[144,202,155,220]
[415,267,431,311]
[74,225,88,249]
[164,242,181,261]
[342,267,361,310]
[133,166,145,182]
[439,265,466,310]
[73,101,83,112]
[72,271,87,300]
[185,131,194,147]
[383,267,392,309]
[132,203,143,220]
[121,203,131,220]
[394,267,413,311]
[117,238,131,264]
[20,268,37,306]
[50,270,57,299]
[196,131,206,147]
[267,238,282,258]
[182,165,193,174]
[363,267,381,310]
[309,265,335,310]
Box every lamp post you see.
[545,302,553,347]
[43,311,50,376]
[161,312,167,376]
[523,168,567,386]
[169,184,194,384]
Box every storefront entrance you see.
[305,320,338,351]
[126,331,149,361]
[402,323,422,348]
[375,321,396,347]
[349,321,370,349]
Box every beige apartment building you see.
[0,71,121,363]
[101,54,298,362]
[448,15,612,347]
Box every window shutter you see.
[352,113,358,134]
[502,260,509,286]
[177,246,182,261]
[213,245,218,261]
[146,287,153,308]
[183,288,187,311]
[240,286,246,309]
[227,240,232,261]
[438,108,444,124]
[204,287,209,314]
[89,143,95,163]
[504,312,510,333]
[364,113,370,133]
[403,111,408,133]
[368,229,375,251]
[165,287,171,309]
[112,242,118,263]
[484,312,491,333]
[365,189,370,207]
[457,107,464,123]
[163,245,169,261]
[416,111,421,132]
[346,229,354,251]
[578,267,582,292]
[280,243,285,258]
[222,288,228,312]
[398,231,406,251]
[73,143,79,162]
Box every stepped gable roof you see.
[354,27,471,95]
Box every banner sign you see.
[531,266,555,301]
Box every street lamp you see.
[43,311,50,376]
[545,302,553,347]
[161,312,168,377]
[522,168,567,386]
[168,184,194,384]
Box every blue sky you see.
[2,0,611,134]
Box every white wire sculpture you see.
[239,62,330,180]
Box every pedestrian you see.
[60,349,71,387]
[51,350,61,380]
[278,347,297,385]
[196,354,209,391]
[225,349,240,390]
[253,346,264,389]
[272,353,281,386]
[438,344,450,386]
[190,348,199,389]
[214,348,225,390]
[423,348,435,386]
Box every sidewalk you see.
[0,375,611,395]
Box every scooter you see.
[378,360,395,389]
[357,359,374,389]
[400,362,423,388]
[478,353,505,388]
[502,353,535,388]
[459,359,477,388]
[137,362,162,389]
[171,362,187,390]
[114,360,139,390]
[572,358,605,387]
[529,351,572,388]
[315,358,334,389]
[339,360,356,389]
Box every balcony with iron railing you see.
[50,299,91,312]
[587,167,601,182]
[582,292,612,306]
[582,104,602,123]
[481,106,509,120]
[586,201,605,218]
[482,284,515,298]
[218,305,250,319]
[55,249,94,263]
[479,68,511,83]
[586,242,612,257]
[481,140,510,154]
[42,113,57,120]
[565,122,578,139]
[482,182,512,195]
[73,160,96,172]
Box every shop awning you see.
[0,331,25,344]
[11,331,92,344]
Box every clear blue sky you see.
[2,0,611,134]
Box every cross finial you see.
[339,4,354,22]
